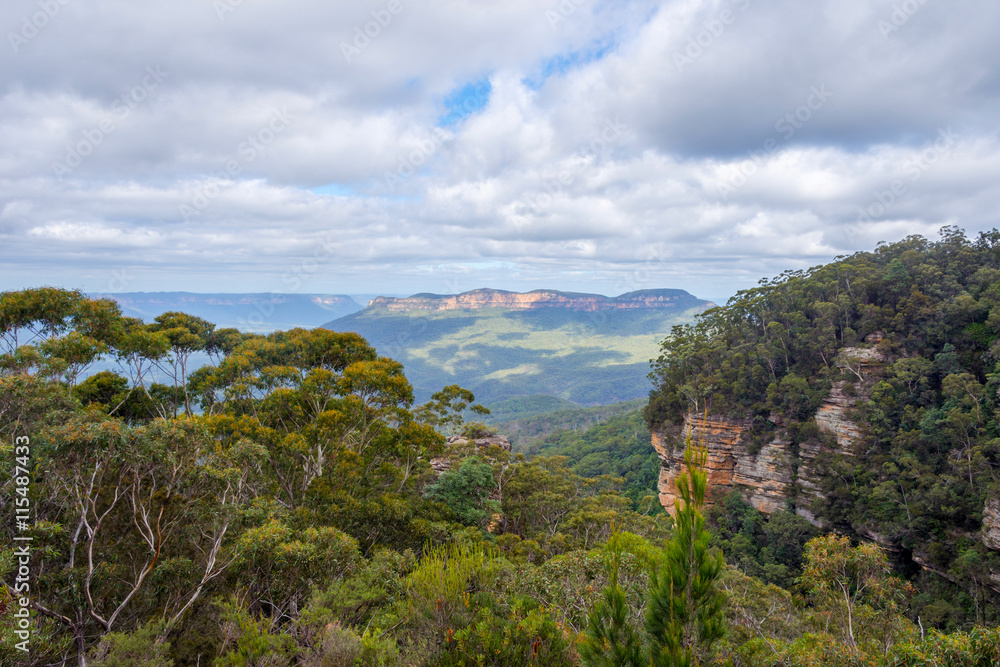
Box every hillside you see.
[324,288,713,405]
[489,397,646,446]
[97,292,362,332]
[646,227,1000,627]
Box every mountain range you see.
[324,288,713,407]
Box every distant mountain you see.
[364,288,701,313]
[324,288,713,405]
[95,292,362,332]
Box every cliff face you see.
[652,416,792,517]
[367,288,708,313]
[813,381,862,450]
[652,346,880,524]
[984,499,1000,551]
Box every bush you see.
[89,622,173,667]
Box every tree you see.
[416,384,490,435]
[800,534,914,657]
[149,311,215,415]
[423,456,499,528]
[580,532,646,667]
[645,433,724,667]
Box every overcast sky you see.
[1,0,998,302]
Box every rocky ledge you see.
[430,434,512,473]
[984,499,1000,551]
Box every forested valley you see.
[4,226,1000,665]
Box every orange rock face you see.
[653,415,792,518]
[367,288,709,313]
[652,346,886,524]
[814,382,862,450]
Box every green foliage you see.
[89,621,174,667]
[707,490,819,589]
[883,627,1000,666]
[522,410,663,512]
[800,535,916,656]
[416,384,491,435]
[580,533,646,667]
[424,456,500,527]
[214,599,299,667]
[646,434,725,666]
[430,598,577,667]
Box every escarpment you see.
[652,415,794,517]
[651,346,881,525]
[366,288,710,313]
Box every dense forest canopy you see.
[3,234,1000,667]
[646,226,1000,629]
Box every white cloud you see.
[1,0,999,299]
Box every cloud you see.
[1,0,999,300]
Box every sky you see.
[1,0,999,303]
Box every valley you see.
[324,288,713,405]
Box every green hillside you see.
[490,397,646,446]
[480,394,581,422]
[647,226,1000,629]
[324,289,711,405]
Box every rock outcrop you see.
[653,415,793,518]
[430,434,512,473]
[652,344,885,523]
[984,499,1000,551]
[814,381,862,450]
[367,288,710,313]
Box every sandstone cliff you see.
[651,345,880,524]
[367,288,710,313]
[652,415,794,517]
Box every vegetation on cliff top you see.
[646,226,1000,629]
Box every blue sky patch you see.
[311,183,357,197]
[523,40,616,90]
[437,78,493,127]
